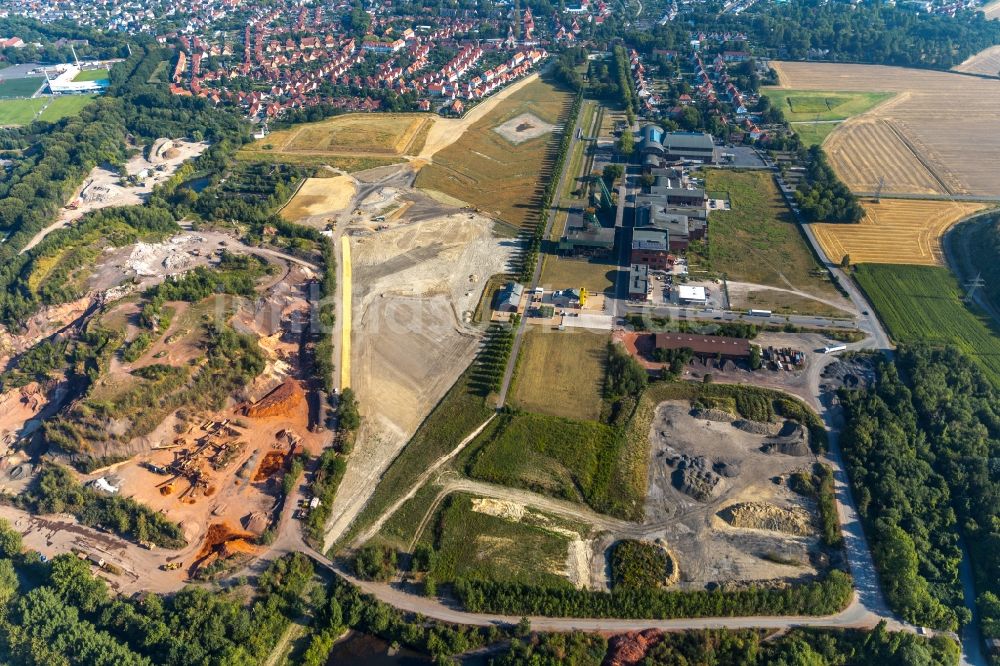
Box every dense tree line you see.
[718,0,1000,70]
[794,145,864,223]
[494,631,608,665]
[307,575,507,662]
[839,354,964,630]
[895,346,1000,644]
[302,449,348,546]
[635,624,958,666]
[473,324,515,394]
[0,524,317,665]
[519,89,581,282]
[552,47,588,91]
[964,214,1000,311]
[454,570,852,618]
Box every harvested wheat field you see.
[824,118,948,195]
[281,176,356,221]
[771,61,1000,197]
[953,45,1000,76]
[249,113,430,158]
[812,199,989,266]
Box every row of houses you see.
[169,0,548,118]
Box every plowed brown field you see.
[812,199,989,266]
[771,61,1000,197]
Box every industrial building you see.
[630,229,673,270]
[677,285,708,305]
[558,213,616,257]
[628,263,651,302]
[638,125,716,164]
[634,203,707,251]
[654,332,751,360]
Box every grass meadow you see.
[705,169,841,302]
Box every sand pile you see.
[244,379,304,418]
[719,502,813,535]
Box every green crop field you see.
[466,411,644,519]
[705,169,844,306]
[854,263,1000,385]
[422,493,577,588]
[0,77,44,98]
[762,89,893,122]
[73,68,110,82]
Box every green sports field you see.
[73,68,110,82]
[0,95,96,125]
[0,77,44,99]
[762,89,893,122]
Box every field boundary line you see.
[880,118,954,195]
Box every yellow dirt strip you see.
[340,236,352,390]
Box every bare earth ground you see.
[812,199,989,266]
[642,401,823,587]
[953,44,1000,76]
[771,61,1000,196]
[21,139,209,254]
[324,209,515,547]
[280,176,356,223]
[254,114,429,157]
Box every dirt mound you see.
[718,502,813,535]
[606,629,663,666]
[669,454,724,501]
[242,511,269,534]
[821,357,876,391]
[163,147,181,159]
[243,379,304,418]
[253,450,288,482]
[191,523,257,574]
[732,419,780,435]
[219,538,257,558]
[690,408,734,422]
[761,424,810,456]
[713,460,741,478]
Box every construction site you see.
[106,385,319,578]
[641,401,824,587]
[21,138,208,255]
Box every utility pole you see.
[965,272,985,304]
[873,176,885,203]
